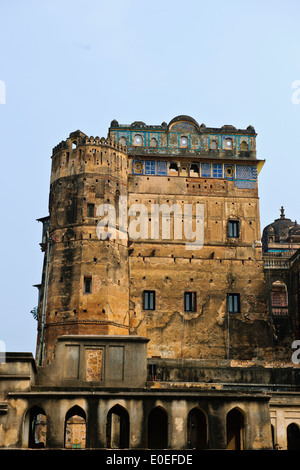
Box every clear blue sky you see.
[0,0,299,354]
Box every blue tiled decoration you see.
[201,163,212,177]
[145,161,156,175]
[234,180,256,189]
[132,160,168,176]
[132,161,257,185]
[236,165,256,180]
[213,163,223,178]
[170,122,198,133]
[157,161,168,175]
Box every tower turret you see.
[36,131,129,365]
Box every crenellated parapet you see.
[52,131,127,156]
[50,131,128,184]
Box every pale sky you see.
[0,0,300,355]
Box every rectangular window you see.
[184,292,197,312]
[84,276,92,294]
[201,163,212,177]
[145,161,156,175]
[228,220,239,238]
[228,293,240,313]
[143,290,155,310]
[87,203,95,218]
[213,163,223,178]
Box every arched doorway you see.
[25,406,47,448]
[147,406,168,449]
[226,408,245,450]
[271,280,290,344]
[64,406,86,449]
[187,408,208,449]
[287,423,300,449]
[106,404,129,449]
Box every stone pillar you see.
[274,408,287,450]
[169,400,188,449]
[128,400,144,449]
[207,402,227,450]
[87,398,100,448]
[46,400,65,448]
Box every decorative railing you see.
[263,256,290,269]
[272,307,289,316]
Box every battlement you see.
[52,131,127,156]
[50,131,128,184]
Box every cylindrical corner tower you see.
[36,131,129,365]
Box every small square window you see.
[143,290,155,310]
[228,220,239,238]
[87,203,95,218]
[184,292,197,312]
[228,293,240,313]
[84,277,92,294]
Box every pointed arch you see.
[147,406,168,449]
[24,405,47,448]
[187,407,208,449]
[64,405,86,449]
[287,423,300,449]
[106,404,129,449]
[226,407,245,450]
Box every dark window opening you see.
[228,220,239,238]
[169,162,179,171]
[226,408,244,450]
[187,408,208,449]
[66,197,77,224]
[87,203,95,218]
[143,290,155,310]
[184,292,197,312]
[148,364,157,381]
[106,405,129,449]
[147,407,168,449]
[84,277,92,294]
[228,293,240,313]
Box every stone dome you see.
[262,207,300,252]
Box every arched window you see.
[150,138,157,147]
[226,408,245,450]
[271,281,290,344]
[64,406,86,449]
[25,406,47,448]
[287,423,300,449]
[134,134,143,146]
[210,140,218,150]
[225,138,233,149]
[147,406,168,449]
[119,137,127,146]
[169,162,179,174]
[106,405,129,449]
[187,408,208,449]
[190,163,199,176]
[240,140,248,151]
[225,165,234,178]
[271,281,288,314]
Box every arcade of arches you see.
[23,403,300,450]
